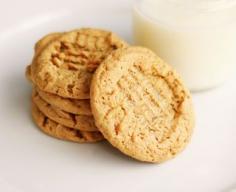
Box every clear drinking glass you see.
[133,0,236,91]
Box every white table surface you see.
[0,0,235,191]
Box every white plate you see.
[0,0,236,191]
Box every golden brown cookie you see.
[32,89,98,132]
[90,46,195,163]
[32,102,104,143]
[30,28,128,99]
[36,87,91,115]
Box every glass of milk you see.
[133,0,236,91]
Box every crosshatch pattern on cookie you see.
[91,47,194,163]
[31,29,128,99]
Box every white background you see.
[0,0,235,191]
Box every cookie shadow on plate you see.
[94,141,156,165]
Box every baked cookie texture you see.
[90,46,194,163]
[26,29,195,162]
[26,31,95,116]
[36,87,92,115]
[32,102,104,143]
[32,89,98,132]
[30,28,128,99]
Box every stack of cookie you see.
[26,28,128,143]
[26,28,195,163]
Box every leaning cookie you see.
[32,89,98,132]
[90,46,195,163]
[30,28,128,99]
[31,102,104,143]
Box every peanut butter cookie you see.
[30,28,128,99]
[32,89,98,132]
[36,87,91,115]
[32,102,104,143]
[90,46,194,163]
